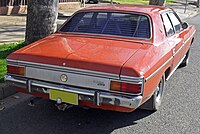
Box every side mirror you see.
[182,22,189,29]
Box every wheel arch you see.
[164,67,171,81]
[191,37,194,45]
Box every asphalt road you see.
[0,14,200,134]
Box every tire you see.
[140,74,165,111]
[91,0,99,4]
[179,49,190,68]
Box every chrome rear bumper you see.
[5,75,142,109]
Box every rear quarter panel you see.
[183,25,196,54]
[121,12,174,103]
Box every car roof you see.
[81,4,170,15]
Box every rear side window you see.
[60,11,151,39]
[168,12,182,32]
[162,13,174,36]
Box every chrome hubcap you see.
[155,81,163,105]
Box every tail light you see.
[110,81,142,94]
[7,65,25,76]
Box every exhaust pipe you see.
[55,98,73,111]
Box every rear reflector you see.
[110,81,141,94]
[7,65,25,76]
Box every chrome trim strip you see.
[166,54,186,81]
[5,75,26,84]
[145,56,173,82]
[7,59,119,79]
[173,43,184,57]
[141,77,145,95]
[33,82,94,96]
[120,75,144,83]
[155,39,167,46]
[54,33,153,45]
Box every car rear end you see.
[5,6,153,112]
[5,60,144,112]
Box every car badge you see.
[60,74,68,82]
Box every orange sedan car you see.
[5,5,196,112]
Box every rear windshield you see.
[60,11,151,39]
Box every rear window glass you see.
[60,11,151,39]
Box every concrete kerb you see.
[0,82,17,100]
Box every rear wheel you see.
[91,0,99,4]
[140,74,165,111]
[179,49,190,68]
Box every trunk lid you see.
[8,34,143,74]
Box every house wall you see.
[0,0,80,15]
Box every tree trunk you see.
[149,0,166,6]
[25,0,58,44]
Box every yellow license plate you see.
[49,89,78,105]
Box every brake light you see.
[110,81,142,94]
[7,65,25,76]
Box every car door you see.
[162,12,184,71]
[168,12,186,69]
[172,12,192,58]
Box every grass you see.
[104,0,176,4]
[0,41,26,82]
[0,59,6,82]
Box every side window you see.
[162,14,174,37]
[168,12,182,32]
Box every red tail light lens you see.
[110,81,142,94]
[7,65,25,76]
[121,82,141,94]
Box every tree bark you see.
[25,0,58,44]
[149,0,166,6]
[197,0,199,8]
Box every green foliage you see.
[0,41,26,82]
[0,59,6,82]
[0,41,26,59]
[166,0,176,4]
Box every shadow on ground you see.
[0,98,154,134]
